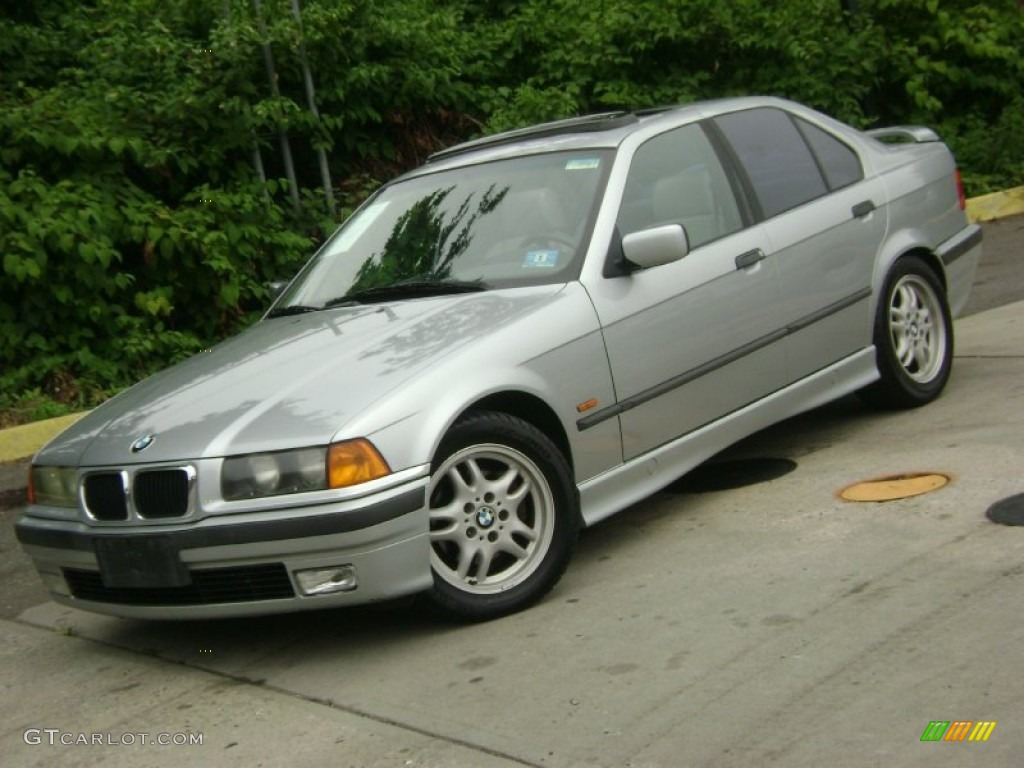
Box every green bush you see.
[1,0,1021,423]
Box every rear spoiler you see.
[865,125,941,144]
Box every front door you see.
[582,123,787,460]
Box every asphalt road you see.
[961,215,1024,316]
[1,215,1021,767]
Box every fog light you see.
[294,565,357,596]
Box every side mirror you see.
[268,280,289,301]
[621,224,689,270]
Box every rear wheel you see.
[425,411,578,620]
[859,256,953,409]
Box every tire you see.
[424,410,579,621]
[859,256,953,409]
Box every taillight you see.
[27,466,35,505]
[954,168,966,211]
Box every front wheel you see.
[425,411,579,620]
[859,256,953,409]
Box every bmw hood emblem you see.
[130,434,156,453]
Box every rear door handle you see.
[735,248,765,270]
[852,200,876,218]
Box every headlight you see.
[222,446,327,501]
[221,440,390,501]
[30,466,78,508]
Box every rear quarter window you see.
[795,118,863,191]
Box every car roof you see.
[398,96,798,181]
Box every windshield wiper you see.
[323,279,487,308]
[266,304,321,319]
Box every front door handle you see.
[735,248,765,270]
[852,200,876,218]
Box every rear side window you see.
[795,118,863,191]
[714,108,827,218]
[617,123,743,249]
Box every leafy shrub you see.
[1,0,1021,421]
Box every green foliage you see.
[0,388,83,429]
[462,0,884,130]
[0,0,467,412]
[859,0,1024,193]
[461,0,1023,196]
[951,96,1024,193]
[1,0,1022,420]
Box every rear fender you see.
[870,228,946,317]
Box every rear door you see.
[711,107,887,382]
[582,123,787,461]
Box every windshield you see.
[274,150,612,310]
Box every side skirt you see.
[577,347,879,527]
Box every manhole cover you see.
[986,493,1024,526]
[839,472,949,502]
[668,458,797,493]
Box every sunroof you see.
[427,112,638,162]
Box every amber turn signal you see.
[327,439,391,489]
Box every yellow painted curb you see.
[967,185,1024,223]
[0,412,89,463]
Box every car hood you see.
[38,286,564,467]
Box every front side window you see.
[714,108,828,219]
[617,124,743,250]
[275,150,611,312]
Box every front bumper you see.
[15,481,432,619]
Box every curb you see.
[967,185,1024,223]
[0,412,89,464]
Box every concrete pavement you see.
[3,298,1023,766]
[1,617,526,768]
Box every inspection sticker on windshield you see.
[565,157,600,170]
[523,249,560,268]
